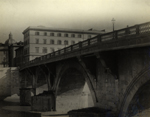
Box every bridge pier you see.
[31,91,56,111]
[19,66,57,111]
[20,88,35,106]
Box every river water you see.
[0,100,68,117]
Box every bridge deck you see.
[20,21,150,70]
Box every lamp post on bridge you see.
[112,18,115,39]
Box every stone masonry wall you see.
[117,47,150,116]
[0,67,19,100]
[0,68,11,99]
[10,67,20,95]
[94,47,150,113]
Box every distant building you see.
[22,26,103,62]
[15,46,24,66]
[0,33,23,67]
[0,43,8,67]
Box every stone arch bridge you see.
[19,22,150,117]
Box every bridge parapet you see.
[20,21,150,70]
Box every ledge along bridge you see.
[19,21,150,117]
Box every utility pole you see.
[112,18,115,32]
[112,18,115,39]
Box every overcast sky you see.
[0,0,150,43]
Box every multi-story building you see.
[23,26,103,62]
[15,45,24,67]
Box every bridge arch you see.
[119,66,150,117]
[55,60,96,111]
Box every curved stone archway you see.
[119,66,150,117]
[55,61,96,112]
[127,80,150,116]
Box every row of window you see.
[24,47,57,54]
[35,39,75,45]
[24,39,76,46]
[35,32,92,38]
[35,47,59,53]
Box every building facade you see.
[15,46,24,67]
[0,43,8,67]
[23,26,103,62]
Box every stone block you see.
[31,91,55,111]
[20,88,34,106]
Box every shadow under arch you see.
[35,67,48,95]
[55,60,96,105]
[119,66,150,117]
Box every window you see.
[71,34,75,37]
[24,49,27,54]
[36,39,39,44]
[64,34,68,37]
[57,40,62,45]
[24,41,26,46]
[43,47,47,53]
[27,48,29,54]
[24,40,28,45]
[50,40,54,44]
[27,39,29,44]
[57,33,61,37]
[35,32,39,35]
[25,33,29,38]
[78,34,81,38]
[64,40,68,45]
[43,39,47,44]
[44,32,47,36]
[88,35,91,38]
[50,33,54,36]
[71,41,75,45]
[35,47,39,53]
[50,48,54,52]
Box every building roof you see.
[23,26,104,35]
[5,33,17,46]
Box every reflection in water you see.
[0,97,69,117]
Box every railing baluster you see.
[97,35,101,42]
[115,31,118,39]
[79,42,82,48]
[64,48,66,53]
[71,45,73,51]
[136,25,140,34]
[88,39,90,45]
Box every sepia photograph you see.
[0,0,150,117]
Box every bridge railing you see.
[21,21,150,68]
